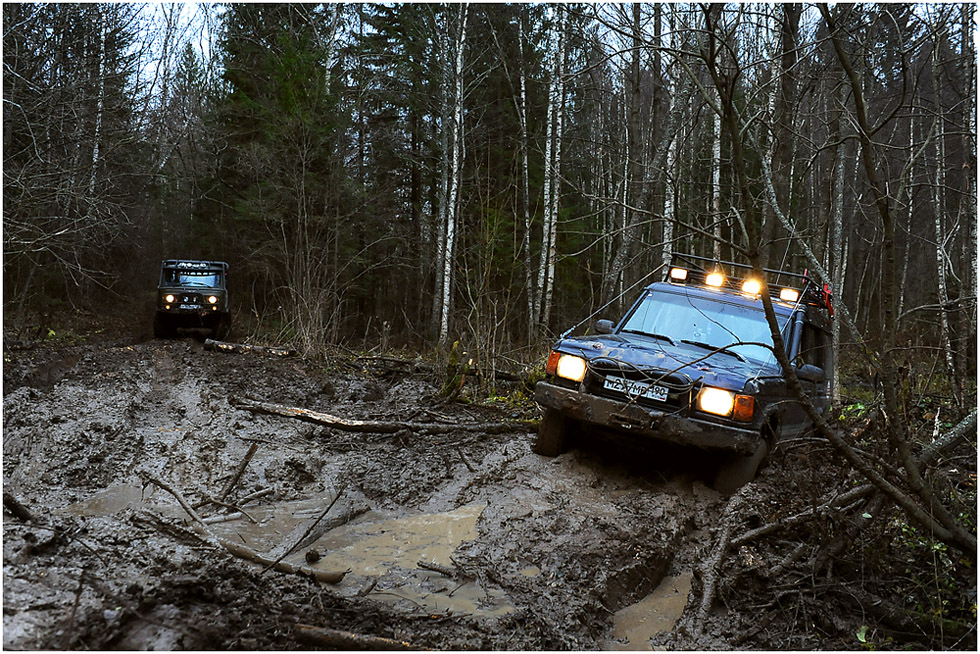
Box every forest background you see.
[3,3,976,376]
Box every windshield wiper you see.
[680,339,746,362]
[621,329,677,346]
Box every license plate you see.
[179,304,202,310]
[602,376,668,402]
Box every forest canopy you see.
[3,3,976,371]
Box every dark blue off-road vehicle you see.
[154,260,231,339]
[534,254,835,491]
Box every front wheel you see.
[533,409,573,457]
[153,313,174,339]
[713,438,769,494]
[213,314,231,341]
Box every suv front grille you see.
[585,360,694,411]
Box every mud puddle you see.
[602,571,693,650]
[301,503,513,617]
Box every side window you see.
[797,324,829,369]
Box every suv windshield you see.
[163,270,221,288]
[620,289,788,365]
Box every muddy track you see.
[3,336,734,650]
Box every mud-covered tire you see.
[213,315,231,341]
[153,313,174,339]
[533,409,572,457]
[713,438,769,494]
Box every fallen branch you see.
[417,560,457,578]
[692,490,745,639]
[731,483,875,548]
[219,442,259,501]
[143,475,347,584]
[205,338,298,357]
[3,491,35,522]
[233,397,535,435]
[261,487,346,574]
[294,624,414,650]
[238,488,275,504]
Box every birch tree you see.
[436,4,469,345]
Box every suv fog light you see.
[556,354,587,383]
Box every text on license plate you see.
[179,304,202,310]
[602,376,668,402]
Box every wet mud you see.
[5,334,927,650]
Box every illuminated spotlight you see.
[741,279,762,295]
[705,272,725,287]
[669,267,689,281]
[779,287,800,303]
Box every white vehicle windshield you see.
[620,289,789,365]
[164,270,221,288]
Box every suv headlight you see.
[208,295,219,304]
[165,294,176,303]
[546,351,588,383]
[556,355,587,382]
[698,387,754,421]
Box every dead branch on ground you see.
[260,487,346,574]
[3,491,35,522]
[142,474,348,584]
[294,624,414,650]
[233,397,535,435]
[204,338,298,357]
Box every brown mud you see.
[3,331,975,650]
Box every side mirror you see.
[595,319,614,334]
[796,364,826,383]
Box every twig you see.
[61,569,85,649]
[142,475,213,540]
[457,447,476,473]
[219,442,259,501]
[417,560,457,578]
[238,488,275,504]
[201,498,259,523]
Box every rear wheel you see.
[533,409,573,457]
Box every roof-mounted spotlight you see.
[705,272,725,287]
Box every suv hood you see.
[554,332,780,391]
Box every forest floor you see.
[3,314,976,650]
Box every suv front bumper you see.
[534,381,758,455]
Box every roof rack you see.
[666,253,833,316]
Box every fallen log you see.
[204,338,297,357]
[294,624,414,650]
[232,397,536,435]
